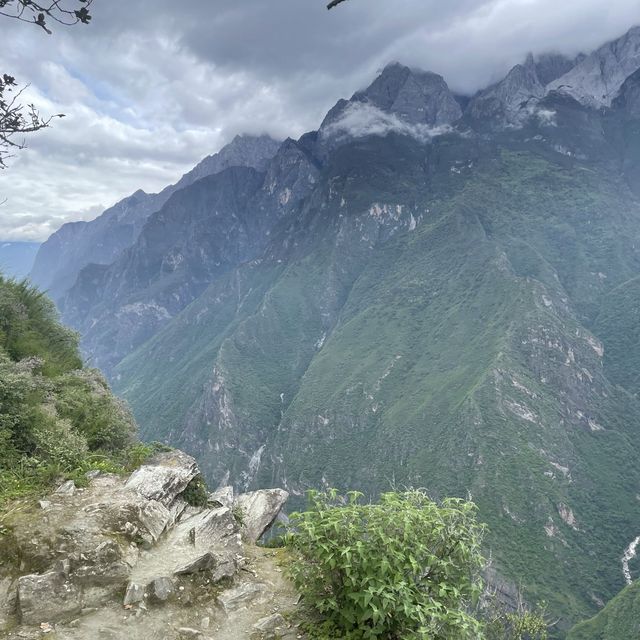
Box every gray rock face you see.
[253,612,288,638]
[0,578,16,630]
[17,570,82,624]
[319,63,462,151]
[54,479,77,496]
[467,52,578,127]
[123,582,145,606]
[209,485,234,508]
[353,63,463,126]
[173,553,217,576]
[547,26,640,107]
[124,450,199,506]
[1,450,294,634]
[235,489,289,543]
[467,56,545,124]
[613,68,640,117]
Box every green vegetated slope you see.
[567,581,640,640]
[0,276,142,505]
[115,127,640,632]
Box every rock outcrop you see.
[0,450,295,639]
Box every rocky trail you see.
[0,451,304,640]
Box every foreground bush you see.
[0,275,148,505]
[287,489,485,640]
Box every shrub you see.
[286,489,485,640]
[182,474,209,507]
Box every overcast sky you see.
[0,0,638,241]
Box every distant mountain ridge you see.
[30,134,281,300]
[29,26,640,637]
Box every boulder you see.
[211,560,236,583]
[123,582,145,606]
[54,480,76,496]
[147,577,175,603]
[235,489,289,543]
[17,570,82,624]
[124,450,199,507]
[0,577,17,630]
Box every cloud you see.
[322,102,453,143]
[0,0,639,240]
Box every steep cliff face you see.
[32,26,640,634]
[29,135,281,300]
[60,140,318,374]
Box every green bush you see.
[0,276,144,506]
[182,474,209,507]
[484,602,548,640]
[286,489,485,640]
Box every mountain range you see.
[30,26,640,637]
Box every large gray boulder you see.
[124,450,199,506]
[235,489,289,543]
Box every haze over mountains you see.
[30,26,640,636]
[0,242,40,279]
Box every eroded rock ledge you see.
[0,451,299,639]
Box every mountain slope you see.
[567,581,640,640]
[29,135,281,300]
[115,118,640,631]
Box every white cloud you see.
[322,102,453,143]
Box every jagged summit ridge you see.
[320,62,462,139]
[320,26,640,134]
[547,26,640,107]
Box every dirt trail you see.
[41,546,301,640]
[210,546,301,640]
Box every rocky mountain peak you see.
[320,62,462,137]
[353,62,463,126]
[547,26,640,107]
[172,134,282,191]
[466,51,578,126]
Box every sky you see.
[0,0,638,241]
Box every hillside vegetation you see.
[567,581,640,639]
[0,275,148,506]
